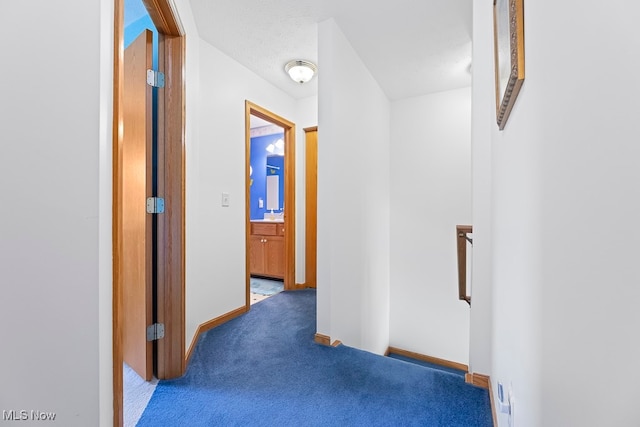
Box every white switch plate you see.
[221,192,230,207]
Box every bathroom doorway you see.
[248,114,285,304]
[244,101,296,308]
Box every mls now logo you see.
[3,409,56,421]
[2,410,28,421]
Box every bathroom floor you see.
[249,277,284,305]
[250,292,271,304]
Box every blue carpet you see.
[137,290,492,426]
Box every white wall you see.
[0,1,112,425]
[317,19,391,354]
[183,32,317,348]
[473,1,640,425]
[389,88,472,365]
[468,0,494,376]
[98,1,115,424]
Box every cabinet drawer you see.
[251,222,277,236]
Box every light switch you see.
[221,192,230,207]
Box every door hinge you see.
[147,323,165,341]
[147,69,165,88]
[146,197,165,214]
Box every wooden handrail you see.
[456,225,473,305]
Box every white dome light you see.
[285,60,317,84]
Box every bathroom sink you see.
[263,212,284,221]
[251,218,284,223]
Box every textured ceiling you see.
[188,0,472,101]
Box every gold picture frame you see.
[493,0,525,130]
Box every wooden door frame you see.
[304,127,318,288]
[113,0,185,425]
[245,101,296,306]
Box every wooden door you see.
[304,127,318,288]
[265,236,285,278]
[249,235,265,275]
[121,29,153,381]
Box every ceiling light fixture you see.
[284,60,317,84]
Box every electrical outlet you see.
[222,192,230,207]
[498,382,510,414]
[498,381,515,426]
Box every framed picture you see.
[493,0,525,130]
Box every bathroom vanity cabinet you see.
[249,221,285,279]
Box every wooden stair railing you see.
[456,225,473,305]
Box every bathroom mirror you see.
[266,175,279,210]
[266,156,284,211]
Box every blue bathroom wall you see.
[250,133,285,220]
[124,0,158,69]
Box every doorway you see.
[245,101,296,308]
[247,115,286,304]
[114,0,185,425]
